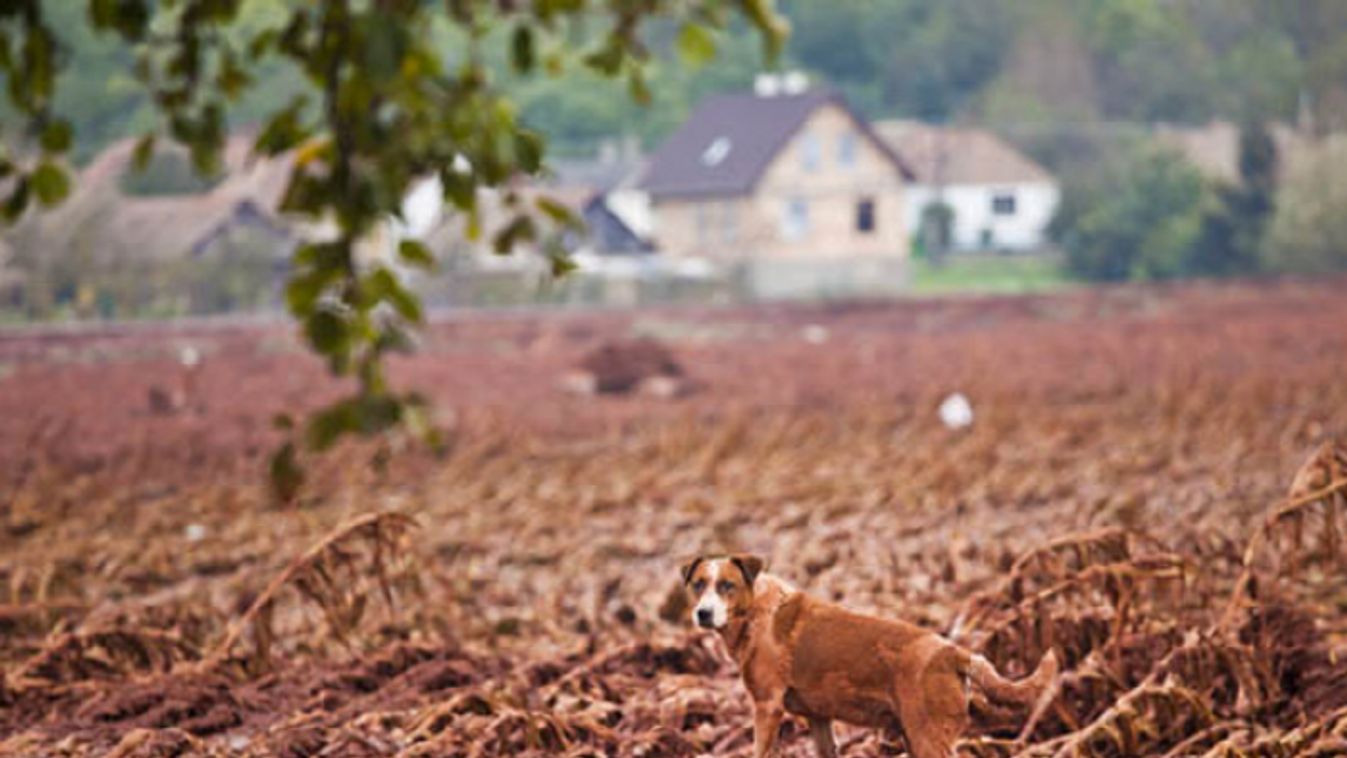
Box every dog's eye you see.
[717,581,735,593]
[692,580,706,593]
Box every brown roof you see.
[10,134,296,266]
[875,120,1054,186]
[640,88,912,199]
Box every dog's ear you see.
[731,554,764,585]
[680,556,704,586]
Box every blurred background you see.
[4,3,1347,756]
[4,0,1347,319]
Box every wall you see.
[905,181,1060,252]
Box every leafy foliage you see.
[1053,122,1291,284]
[0,0,784,496]
[1051,145,1210,282]
[1188,121,1278,278]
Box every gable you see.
[758,104,910,191]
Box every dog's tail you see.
[963,648,1059,708]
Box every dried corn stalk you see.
[204,511,420,673]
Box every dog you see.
[681,554,1058,758]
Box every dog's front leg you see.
[752,700,785,758]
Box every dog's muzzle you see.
[696,608,715,628]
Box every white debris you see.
[179,345,200,368]
[938,393,974,429]
[801,324,830,344]
[184,523,208,542]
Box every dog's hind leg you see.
[897,651,969,758]
[807,716,836,758]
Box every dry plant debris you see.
[1,280,1346,755]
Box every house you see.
[10,135,296,267]
[547,149,653,256]
[1152,120,1310,184]
[875,121,1059,252]
[638,79,914,267]
[4,135,297,315]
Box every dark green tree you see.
[0,0,785,496]
[1189,120,1277,277]
[1051,145,1208,282]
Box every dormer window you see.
[701,137,732,166]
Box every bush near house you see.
[1050,144,1209,282]
[1051,121,1295,284]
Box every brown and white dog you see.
[681,554,1058,758]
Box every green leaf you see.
[2,178,29,223]
[493,215,537,255]
[583,39,624,75]
[397,239,435,270]
[354,395,403,437]
[510,25,535,74]
[304,308,351,355]
[675,23,716,68]
[550,249,578,278]
[285,267,334,317]
[30,162,70,207]
[217,50,251,100]
[255,96,309,156]
[362,10,408,82]
[365,268,423,324]
[738,0,789,61]
[268,441,305,503]
[514,130,544,174]
[131,133,156,172]
[305,400,358,451]
[536,196,584,231]
[87,0,149,40]
[627,68,652,107]
[40,119,73,153]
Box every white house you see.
[876,121,1059,252]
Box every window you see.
[701,137,731,166]
[721,201,738,244]
[781,198,810,240]
[838,134,858,168]
[856,198,876,234]
[800,134,821,172]
[991,192,1017,216]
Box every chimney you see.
[754,73,782,97]
[781,71,809,95]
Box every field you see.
[2,279,1347,757]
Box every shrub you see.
[1051,145,1209,282]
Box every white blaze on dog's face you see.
[681,554,764,630]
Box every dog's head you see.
[679,554,764,630]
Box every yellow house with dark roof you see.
[639,83,913,263]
